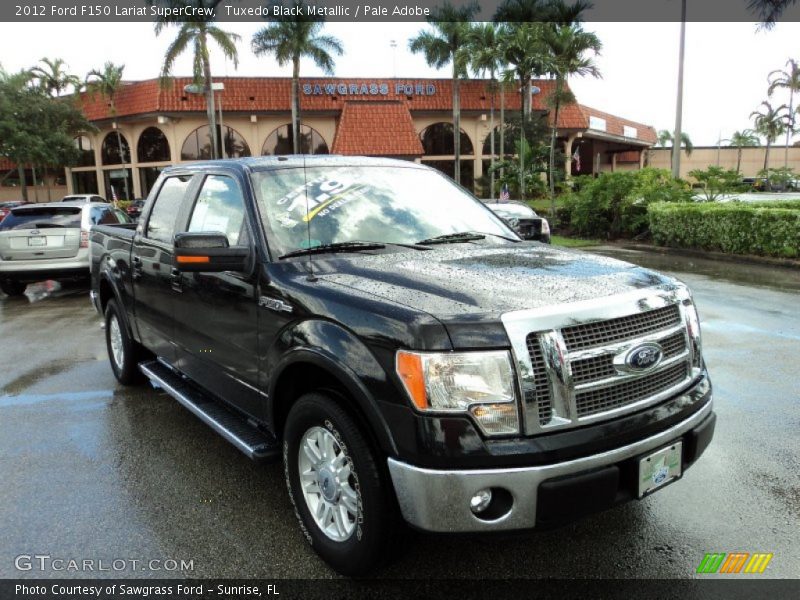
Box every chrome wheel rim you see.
[298,426,359,542]
[109,316,124,369]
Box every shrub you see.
[648,202,800,258]
[563,168,690,238]
[687,166,744,201]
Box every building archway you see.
[101,132,130,165]
[137,127,171,163]
[262,124,329,155]
[181,125,251,161]
[419,122,474,190]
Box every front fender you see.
[266,319,400,456]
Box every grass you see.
[551,235,602,248]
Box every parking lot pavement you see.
[1,252,799,579]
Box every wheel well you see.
[98,278,114,314]
[272,362,381,451]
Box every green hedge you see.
[648,202,800,258]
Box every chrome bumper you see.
[388,398,713,533]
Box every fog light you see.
[470,489,493,514]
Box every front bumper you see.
[388,399,714,533]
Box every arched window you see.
[101,132,130,165]
[481,126,516,156]
[73,135,95,167]
[262,124,329,156]
[419,123,474,156]
[181,125,251,161]
[137,127,171,163]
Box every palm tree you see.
[410,1,479,185]
[29,57,79,97]
[85,62,130,200]
[767,58,800,169]
[252,5,343,155]
[657,129,694,156]
[747,0,798,27]
[723,130,760,173]
[750,100,789,174]
[155,0,240,160]
[542,11,601,207]
[468,23,506,198]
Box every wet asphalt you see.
[0,248,798,580]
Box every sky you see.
[0,20,798,146]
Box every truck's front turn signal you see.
[396,351,427,410]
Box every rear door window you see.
[187,175,247,246]
[0,207,82,231]
[89,206,119,225]
[146,175,192,244]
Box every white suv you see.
[0,202,123,296]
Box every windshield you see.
[251,165,514,257]
[0,207,82,231]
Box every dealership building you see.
[11,77,660,201]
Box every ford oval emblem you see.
[626,343,663,371]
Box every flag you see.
[110,185,118,206]
[572,147,581,172]
[499,183,510,202]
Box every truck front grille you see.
[575,362,689,417]
[521,302,692,431]
[561,305,681,352]
[525,337,553,425]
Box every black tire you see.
[104,299,145,385]
[283,392,398,576]
[0,279,26,296]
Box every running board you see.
[139,360,279,462]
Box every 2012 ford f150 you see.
[90,156,715,575]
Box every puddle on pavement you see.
[0,358,78,395]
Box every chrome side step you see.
[139,360,279,461]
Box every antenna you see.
[302,154,317,282]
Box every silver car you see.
[0,202,124,296]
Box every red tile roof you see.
[331,101,423,156]
[578,105,657,144]
[74,77,655,143]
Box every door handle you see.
[131,255,143,279]
[170,267,183,293]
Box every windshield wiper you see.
[417,231,521,245]
[416,231,488,245]
[279,241,386,260]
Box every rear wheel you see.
[283,392,398,575]
[105,299,145,385]
[0,279,26,296]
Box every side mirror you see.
[173,232,251,273]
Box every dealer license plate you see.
[638,441,682,497]
[28,237,46,246]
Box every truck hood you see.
[316,242,676,318]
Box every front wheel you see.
[0,279,26,296]
[104,299,145,385]
[283,392,398,575]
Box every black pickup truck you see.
[90,156,715,575]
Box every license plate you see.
[28,237,46,246]
[638,441,682,497]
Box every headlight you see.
[396,350,520,436]
[540,218,550,235]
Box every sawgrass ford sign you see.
[303,81,437,97]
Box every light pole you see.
[390,40,397,78]
[672,0,687,179]
[184,82,225,159]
